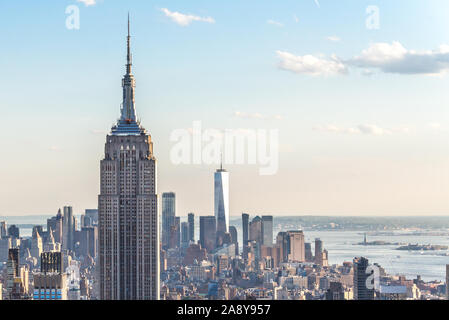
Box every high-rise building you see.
[287,231,305,262]
[79,226,98,259]
[41,252,63,274]
[315,238,323,265]
[47,209,63,244]
[353,257,374,300]
[305,243,313,262]
[214,164,229,234]
[188,213,195,242]
[229,226,238,256]
[262,216,273,247]
[6,248,29,300]
[200,216,216,253]
[0,221,7,239]
[34,252,67,300]
[85,209,99,225]
[181,222,189,248]
[162,192,176,249]
[98,17,159,300]
[62,206,75,252]
[169,217,181,249]
[242,213,249,246]
[8,225,19,239]
[249,216,263,244]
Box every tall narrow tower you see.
[98,16,159,300]
[214,162,229,235]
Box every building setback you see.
[98,16,159,300]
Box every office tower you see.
[287,231,305,262]
[41,252,63,274]
[62,206,75,251]
[79,226,98,258]
[8,225,19,239]
[0,221,7,239]
[47,209,63,244]
[242,213,249,245]
[214,164,229,234]
[85,209,99,225]
[262,216,273,247]
[32,226,43,239]
[229,226,238,255]
[275,232,289,263]
[200,216,216,253]
[162,192,176,250]
[6,248,29,299]
[6,248,19,297]
[98,17,159,300]
[353,257,375,300]
[181,222,189,247]
[0,238,11,263]
[249,216,263,244]
[188,213,195,242]
[315,238,323,265]
[305,243,313,262]
[34,252,67,300]
[168,217,180,249]
[30,231,43,261]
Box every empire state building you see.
[98,17,159,300]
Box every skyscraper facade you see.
[287,231,305,262]
[98,17,159,300]
[162,192,176,249]
[242,213,249,246]
[200,216,216,253]
[188,213,195,242]
[262,216,273,247]
[214,166,229,234]
[353,257,374,300]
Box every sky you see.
[1,0,449,216]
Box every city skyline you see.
[2,1,449,216]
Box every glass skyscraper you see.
[214,165,229,234]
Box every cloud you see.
[276,50,347,76]
[293,15,299,23]
[233,111,283,120]
[314,0,320,8]
[277,42,449,76]
[349,42,449,75]
[267,20,284,27]
[327,36,341,42]
[161,8,215,26]
[77,0,96,6]
[313,124,409,136]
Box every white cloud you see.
[267,19,284,27]
[293,15,299,23]
[276,50,347,76]
[349,41,449,75]
[77,0,96,6]
[313,124,409,136]
[327,36,341,42]
[161,8,215,26]
[48,146,62,152]
[234,111,283,120]
[277,42,449,77]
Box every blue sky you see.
[1,0,449,216]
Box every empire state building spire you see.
[120,13,137,123]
